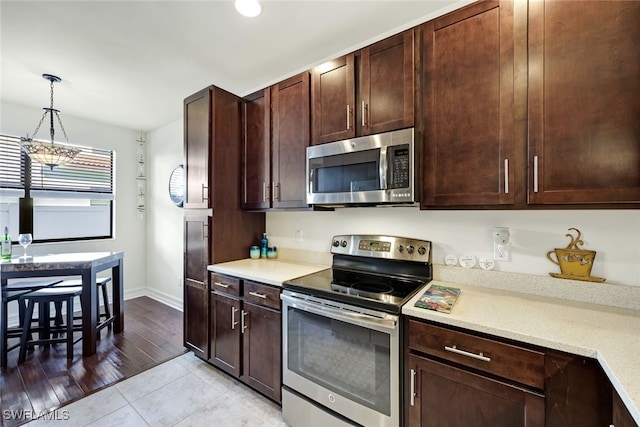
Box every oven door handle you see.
[281,293,397,331]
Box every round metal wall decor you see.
[168,164,185,207]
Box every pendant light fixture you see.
[21,74,81,169]
[235,0,261,17]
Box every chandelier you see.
[21,74,81,169]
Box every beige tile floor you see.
[26,353,287,427]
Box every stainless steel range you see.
[281,235,432,427]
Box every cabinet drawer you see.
[407,320,544,389]
[243,281,281,310]
[210,273,241,297]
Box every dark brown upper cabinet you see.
[242,72,310,210]
[527,0,640,205]
[184,88,211,209]
[421,0,517,208]
[311,29,415,145]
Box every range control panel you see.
[331,234,431,263]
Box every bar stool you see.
[1,279,63,367]
[18,286,83,363]
[57,277,114,337]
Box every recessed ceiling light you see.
[235,0,262,17]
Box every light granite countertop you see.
[207,258,329,287]
[403,280,640,424]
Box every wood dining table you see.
[1,251,124,367]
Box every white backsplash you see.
[266,207,640,288]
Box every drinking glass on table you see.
[18,233,32,259]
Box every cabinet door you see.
[311,54,356,145]
[421,1,516,207]
[242,89,271,210]
[184,88,210,209]
[545,351,613,427]
[272,72,310,209]
[209,291,241,378]
[406,354,544,427]
[183,213,210,358]
[360,30,414,136]
[241,302,281,403]
[613,388,638,427]
[528,1,640,204]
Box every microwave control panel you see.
[389,145,410,189]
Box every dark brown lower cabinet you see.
[208,276,282,403]
[545,350,613,427]
[406,354,544,427]
[209,291,241,377]
[241,301,281,402]
[613,387,638,427]
[405,318,638,427]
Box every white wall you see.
[145,119,184,309]
[266,208,640,287]
[1,102,147,299]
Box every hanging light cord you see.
[28,77,69,143]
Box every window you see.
[0,135,115,242]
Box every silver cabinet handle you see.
[361,101,368,127]
[202,183,208,201]
[262,182,268,202]
[231,306,239,330]
[241,310,248,333]
[444,345,491,362]
[248,291,267,299]
[346,105,351,130]
[410,368,416,406]
[504,158,509,194]
[272,182,279,202]
[533,155,539,193]
[213,281,229,288]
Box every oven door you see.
[281,291,400,427]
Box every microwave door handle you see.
[380,147,388,190]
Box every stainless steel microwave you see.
[306,127,417,206]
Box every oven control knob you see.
[398,245,404,253]
[407,245,415,254]
[332,239,340,247]
[340,240,347,248]
[418,246,427,255]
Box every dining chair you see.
[1,279,63,366]
[18,286,83,363]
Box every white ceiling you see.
[1,0,472,133]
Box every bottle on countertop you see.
[1,227,12,260]
[260,233,268,258]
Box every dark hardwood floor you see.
[0,297,186,427]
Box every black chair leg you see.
[66,299,74,359]
[101,283,112,330]
[18,300,36,364]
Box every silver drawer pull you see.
[410,368,416,406]
[213,281,229,288]
[444,345,491,362]
[248,291,267,299]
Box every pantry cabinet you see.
[183,212,210,358]
[527,0,640,205]
[209,273,282,403]
[311,29,415,145]
[421,0,517,208]
[183,85,265,359]
[242,72,310,210]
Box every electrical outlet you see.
[494,242,510,261]
[295,229,303,242]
